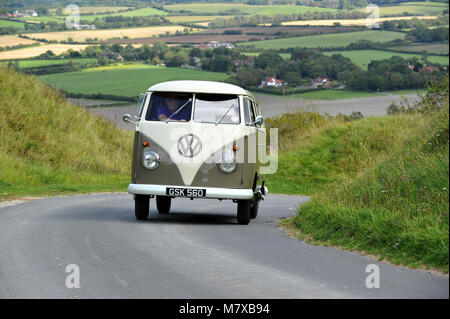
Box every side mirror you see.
[122,113,134,123]
[255,115,264,126]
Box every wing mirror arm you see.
[253,115,264,127]
[122,113,138,124]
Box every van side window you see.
[244,99,256,126]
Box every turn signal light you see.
[143,141,149,147]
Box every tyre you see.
[250,198,260,219]
[237,199,251,225]
[156,196,171,214]
[135,195,150,220]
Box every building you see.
[311,76,332,88]
[260,77,283,88]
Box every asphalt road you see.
[0,194,447,299]
[87,93,421,130]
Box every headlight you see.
[143,151,160,170]
[218,153,237,174]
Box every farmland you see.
[0,44,89,60]
[166,15,234,23]
[0,19,25,28]
[25,26,191,42]
[62,6,131,14]
[388,43,449,55]
[240,30,406,49]
[0,58,97,68]
[163,3,337,15]
[282,15,439,26]
[324,50,449,69]
[0,35,38,47]
[110,26,355,45]
[370,2,449,16]
[39,64,228,97]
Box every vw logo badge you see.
[178,134,202,158]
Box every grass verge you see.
[0,66,133,201]
[266,77,449,272]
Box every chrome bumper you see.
[127,184,254,200]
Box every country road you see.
[85,93,421,130]
[0,194,447,298]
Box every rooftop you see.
[147,80,253,97]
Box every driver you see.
[157,94,191,122]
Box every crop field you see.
[358,2,449,16]
[0,35,38,47]
[282,15,438,26]
[240,30,406,49]
[39,64,228,97]
[0,58,97,68]
[388,43,449,55]
[324,50,449,69]
[25,26,190,42]
[0,44,89,60]
[163,3,336,15]
[0,19,25,28]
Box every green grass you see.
[0,58,97,68]
[372,2,449,16]
[0,18,25,28]
[0,65,133,200]
[17,7,168,23]
[39,64,228,98]
[266,78,449,271]
[324,50,449,69]
[163,3,336,15]
[388,43,449,55]
[240,31,406,49]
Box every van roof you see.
[147,80,254,97]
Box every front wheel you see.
[250,198,260,219]
[237,200,251,225]
[135,195,150,220]
[156,196,171,214]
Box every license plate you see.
[166,187,206,198]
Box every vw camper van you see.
[123,81,268,225]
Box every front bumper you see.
[127,184,254,200]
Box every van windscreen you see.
[145,92,193,122]
[193,94,240,125]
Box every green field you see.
[325,50,449,69]
[164,3,336,15]
[39,64,228,97]
[17,7,168,23]
[0,58,97,68]
[240,31,406,49]
[0,18,25,28]
[375,2,449,16]
[388,43,449,55]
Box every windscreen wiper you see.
[165,98,192,123]
[215,102,236,126]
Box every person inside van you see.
[157,94,191,122]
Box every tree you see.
[254,52,283,69]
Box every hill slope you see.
[0,66,133,200]
[267,77,449,271]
